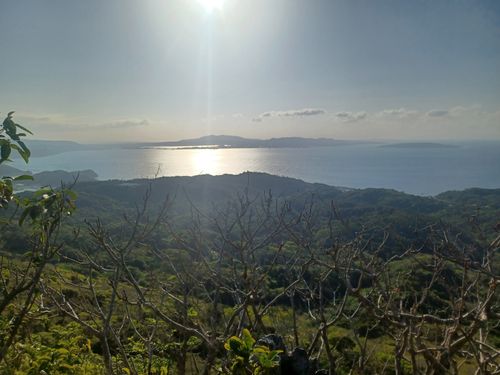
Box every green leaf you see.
[56,348,70,356]
[252,348,282,369]
[11,143,30,163]
[18,140,29,152]
[3,117,16,134]
[15,123,33,135]
[225,336,244,355]
[241,328,255,349]
[252,346,270,354]
[9,143,20,152]
[13,174,33,181]
[19,151,29,163]
[1,143,11,161]
[3,178,13,189]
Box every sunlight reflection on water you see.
[151,148,263,177]
[11,142,500,196]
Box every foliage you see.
[0,111,33,209]
[0,112,77,367]
[224,329,281,375]
[0,322,103,375]
[0,116,499,374]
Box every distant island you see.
[10,136,360,158]
[11,138,464,159]
[380,142,458,149]
[130,135,358,149]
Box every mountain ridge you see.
[131,135,357,148]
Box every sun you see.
[196,0,225,12]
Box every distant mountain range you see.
[13,137,462,158]
[131,135,357,149]
[11,136,358,158]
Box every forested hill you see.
[6,171,497,257]
[73,171,498,213]
[70,172,499,247]
[0,165,98,187]
[2,172,499,373]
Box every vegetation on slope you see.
[0,114,499,374]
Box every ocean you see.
[11,141,500,196]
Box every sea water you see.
[11,141,500,196]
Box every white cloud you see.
[254,108,326,121]
[378,108,419,118]
[375,105,485,121]
[334,111,367,122]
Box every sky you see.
[0,0,499,142]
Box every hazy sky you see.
[1,0,499,142]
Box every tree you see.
[0,111,32,209]
[3,112,497,373]
[0,112,76,363]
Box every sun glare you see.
[196,0,225,12]
[191,149,219,174]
